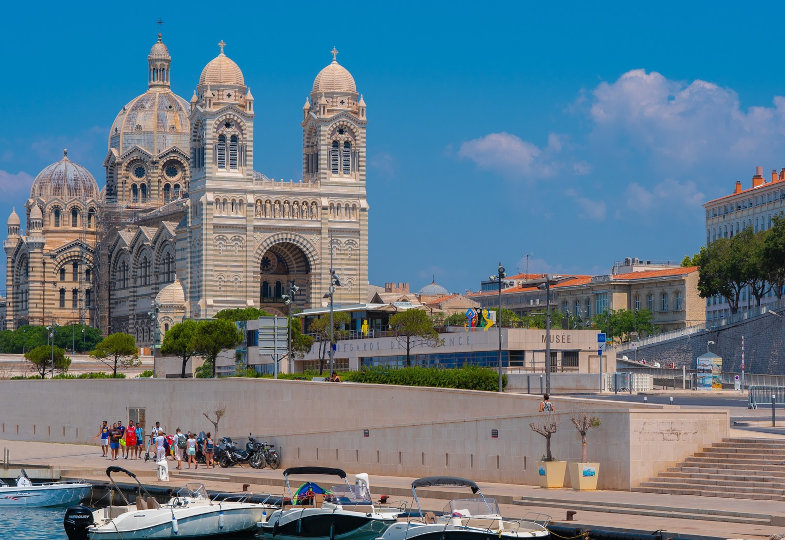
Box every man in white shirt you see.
[155,431,167,462]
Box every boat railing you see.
[518,512,552,527]
[211,492,251,503]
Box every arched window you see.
[173,184,181,198]
[54,208,60,227]
[331,141,340,174]
[261,281,270,298]
[274,281,283,298]
[342,141,351,174]
[660,292,668,312]
[229,135,238,170]
[85,289,91,308]
[72,262,78,282]
[217,135,226,169]
[141,184,147,203]
[86,268,91,282]
[585,297,591,317]
[132,184,139,203]
[72,288,78,308]
[71,208,78,227]
[675,291,682,311]
[163,184,171,203]
[87,208,95,228]
[231,200,236,213]
[59,288,65,308]
[60,267,66,281]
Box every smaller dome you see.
[156,278,185,306]
[312,48,356,94]
[7,208,19,226]
[418,280,450,297]
[30,150,100,200]
[148,34,170,60]
[199,40,244,86]
[30,204,42,220]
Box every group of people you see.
[96,420,217,469]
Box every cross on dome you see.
[331,46,339,62]
[156,17,164,39]
[218,40,226,54]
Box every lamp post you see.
[323,269,341,376]
[147,306,160,351]
[544,275,552,394]
[46,323,57,378]
[282,281,300,374]
[489,263,506,392]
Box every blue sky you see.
[2,1,785,295]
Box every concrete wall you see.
[0,379,727,489]
[616,312,785,374]
[506,373,603,393]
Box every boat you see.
[0,469,91,507]
[63,466,275,539]
[376,477,550,540]
[260,467,404,540]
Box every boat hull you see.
[89,504,264,539]
[262,508,395,540]
[0,484,91,507]
[378,522,550,540]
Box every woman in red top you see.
[124,420,137,459]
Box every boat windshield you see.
[445,497,500,517]
[329,484,372,505]
[176,483,208,500]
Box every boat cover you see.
[411,476,480,493]
[283,467,346,478]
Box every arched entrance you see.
[259,242,312,311]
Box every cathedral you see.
[4,34,370,346]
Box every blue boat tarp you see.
[293,481,327,504]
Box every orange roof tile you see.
[424,294,458,305]
[611,266,698,280]
[704,182,781,205]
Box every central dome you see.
[30,150,100,200]
[199,41,244,86]
[312,55,356,94]
[109,91,190,154]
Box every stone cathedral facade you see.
[5,35,369,346]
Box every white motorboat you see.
[260,467,403,540]
[63,466,276,539]
[0,469,91,507]
[376,477,551,540]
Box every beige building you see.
[4,34,370,342]
[470,261,702,332]
[4,152,100,327]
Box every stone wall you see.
[617,313,785,374]
[0,379,727,489]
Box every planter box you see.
[537,460,566,488]
[568,462,600,490]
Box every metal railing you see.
[748,385,785,409]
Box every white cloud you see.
[0,170,34,197]
[457,132,564,179]
[369,152,395,178]
[589,69,785,168]
[625,178,704,211]
[564,188,607,221]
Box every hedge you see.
[341,366,506,392]
[10,372,126,380]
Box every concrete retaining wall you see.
[506,373,602,393]
[0,379,728,489]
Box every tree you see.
[309,312,350,375]
[762,215,785,300]
[735,227,769,306]
[488,307,521,328]
[681,251,702,267]
[24,344,70,378]
[530,414,559,462]
[215,307,271,322]
[571,414,601,463]
[192,319,244,378]
[389,309,442,367]
[694,237,744,314]
[90,333,140,377]
[203,404,227,440]
[54,324,103,353]
[160,319,200,378]
[444,312,468,327]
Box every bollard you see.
[527,375,530,395]
[773,394,777,427]
[614,373,618,395]
[539,375,543,394]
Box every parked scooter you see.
[216,436,250,468]
[247,435,266,469]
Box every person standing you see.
[539,394,555,412]
[134,423,144,460]
[186,433,198,469]
[203,432,214,469]
[109,422,121,460]
[117,420,127,459]
[124,421,137,459]
[155,430,166,462]
[174,428,185,470]
[97,421,109,458]
[148,421,161,459]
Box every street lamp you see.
[489,262,506,392]
[46,323,58,378]
[706,340,715,353]
[147,306,160,350]
[282,281,300,374]
[535,275,553,394]
[323,268,341,376]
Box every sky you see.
[2,1,785,295]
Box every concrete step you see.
[723,438,785,446]
[643,476,785,490]
[637,480,785,496]
[632,485,785,501]
[683,456,785,467]
[513,496,775,525]
[693,450,785,459]
[659,470,785,483]
[713,441,785,449]
[674,465,785,476]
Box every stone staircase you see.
[633,438,785,500]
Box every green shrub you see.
[341,365,506,392]
[9,372,126,380]
[138,370,155,378]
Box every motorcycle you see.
[216,436,250,468]
[247,435,266,469]
[261,442,281,469]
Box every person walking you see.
[134,423,144,460]
[109,422,121,460]
[186,433,198,469]
[124,421,137,459]
[97,421,109,458]
[117,420,127,459]
[539,393,555,412]
[174,428,185,470]
[203,433,214,469]
[154,430,167,462]
[147,421,162,460]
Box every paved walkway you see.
[2,438,784,539]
